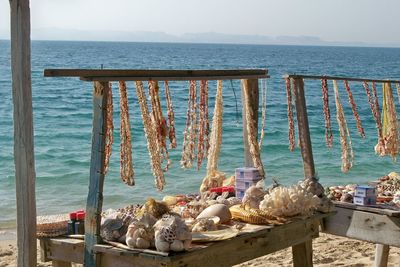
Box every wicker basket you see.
[36,214,69,237]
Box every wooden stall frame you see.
[10,0,37,266]
[284,73,400,267]
[45,69,323,267]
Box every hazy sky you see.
[1,0,400,44]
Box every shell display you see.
[286,77,296,151]
[125,214,156,249]
[259,184,320,218]
[164,81,177,148]
[103,82,113,174]
[321,78,333,148]
[154,214,192,252]
[343,80,365,138]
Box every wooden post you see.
[292,78,315,178]
[9,0,37,266]
[241,79,259,167]
[374,244,390,267]
[84,81,110,267]
[291,78,315,266]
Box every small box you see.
[353,196,376,206]
[354,185,376,198]
[235,178,261,191]
[235,167,262,181]
[235,189,246,199]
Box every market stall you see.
[284,74,400,267]
[38,69,332,267]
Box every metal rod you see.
[284,74,400,84]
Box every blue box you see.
[353,196,376,206]
[354,185,376,198]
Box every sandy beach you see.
[1,232,399,266]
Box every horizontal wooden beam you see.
[44,69,268,81]
[283,74,400,84]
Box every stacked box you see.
[235,167,262,199]
[353,185,376,206]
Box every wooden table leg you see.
[292,240,313,267]
[374,244,389,267]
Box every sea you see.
[0,40,399,228]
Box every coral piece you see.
[286,77,296,151]
[118,81,135,185]
[259,184,320,218]
[135,81,165,190]
[321,79,333,148]
[333,80,354,173]
[200,170,225,193]
[138,198,169,219]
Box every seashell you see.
[160,226,176,243]
[226,197,242,207]
[338,186,345,190]
[139,198,170,219]
[162,195,177,206]
[136,237,151,249]
[191,218,218,232]
[170,239,184,252]
[155,233,170,252]
[242,181,267,209]
[100,218,126,241]
[196,204,231,223]
[183,239,191,250]
[340,193,353,203]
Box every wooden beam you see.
[241,79,259,167]
[292,240,313,267]
[292,78,315,178]
[374,244,390,267]
[84,81,110,267]
[9,0,37,266]
[284,74,400,84]
[43,69,268,81]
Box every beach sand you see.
[1,232,399,266]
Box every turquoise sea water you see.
[0,40,399,227]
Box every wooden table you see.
[322,202,400,267]
[39,212,331,267]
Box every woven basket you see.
[36,214,69,237]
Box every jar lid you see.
[76,212,85,220]
[69,212,77,220]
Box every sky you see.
[1,0,400,45]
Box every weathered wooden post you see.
[291,77,314,267]
[241,79,259,167]
[84,81,111,267]
[9,0,37,266]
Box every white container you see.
[353,196,376,206]
[235,167,261,181]
[354,185,376,198]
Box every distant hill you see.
[0,28,399,48]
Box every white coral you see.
[259,184,320,218]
